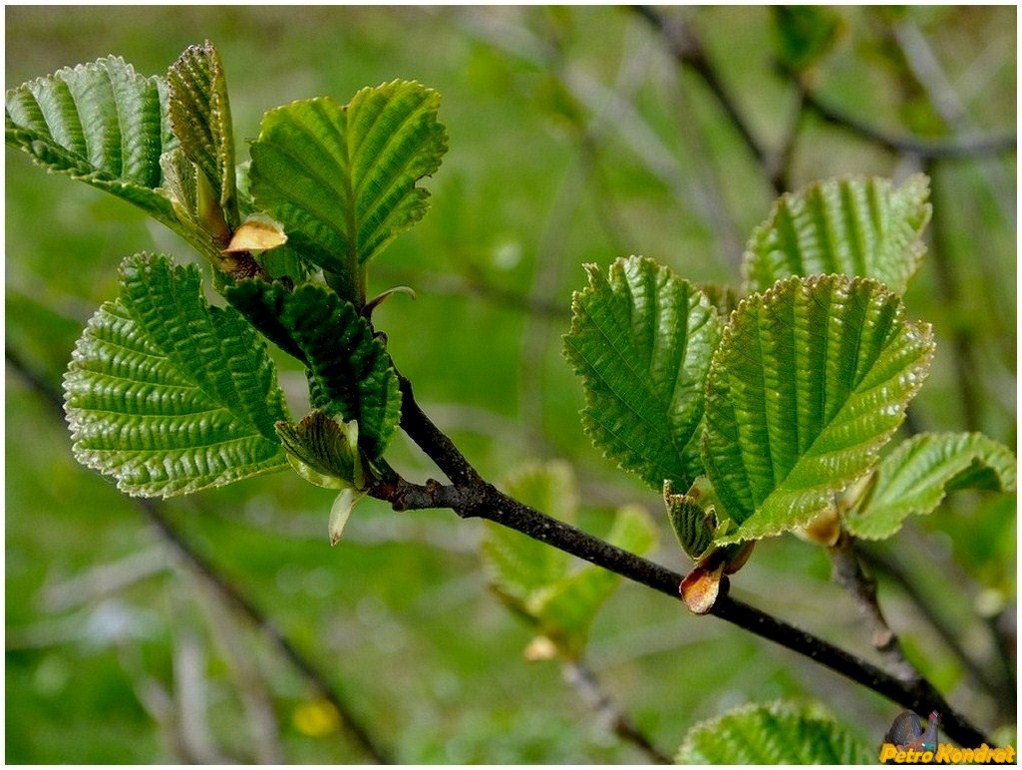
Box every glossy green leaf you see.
[249,80,447,302]
[166,41,238,227]
[676,701,874,764]
[844,432,1017,539]
[564,256,721,491]
[224,279,400,458]
[6,56,176,224]
[64,254,289,497]
[743,175,931,295]
[704,275,934,544]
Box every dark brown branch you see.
[378,375,993,748]
[6,347,392,765]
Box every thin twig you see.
[828,531,921,685]
[372,371,993,748]
[859,545,1015,715]
[5,347,393,765]
[562,658,673,764]
[632,5,782,195]
[799,86,1015,160]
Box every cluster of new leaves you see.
[6,43,446,508]
[565,176,1016,578]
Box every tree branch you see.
[632,5,783,195]
[374,372,993,748]
[799,85,1016,160]
[6,346,393,765]
[561,658,673,764]
[828,531,923,685]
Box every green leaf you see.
[249,80,447,303]
[564,256,722,491]
[482,461,577,606]
[676,701,874,764]
[275,411,363,491]
[743,175,931,295]
[704,275,934,544]
[529,505,658,658]
[664,479,715,561]
[166,41,239,228]
[6,55,176,224]
[844,432,1017,540]
[63,253,289,497]
[224,279,400,458]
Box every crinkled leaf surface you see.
[845,432,1017,539]
[6,56,177,223]
[743,175,931,295]
[166,41,238,227]
[704,275,934,544]
[564,256,721,491]
[249,80,447,294]
[676,701,874,764]
[224,279,400,458]
[64,254,289,497]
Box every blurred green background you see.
[6,6,1016,763]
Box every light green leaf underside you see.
[676,701,874,764]
[64,254,289,497]
[529,505,658,658]
[249,80,447,282]
[845,432,1017,539]
[564,256,721,491]
[743,175,931,295]
[223,279,401,459]
[6,56,176,223]
[166,41,238,226]
[704,275,934,544]
[482,462,657,658]
[483,461,577,603]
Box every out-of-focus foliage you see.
[6,6,1015,763]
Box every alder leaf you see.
[6,55,176,224]
[844,432,1017,539]
[275,411,363,491]
[249,80,447,302]
[676,701,874,764]
[224,279,401,458]
[166,41,239,228]
[704,275,934,544]
[564,256,721,491]
[743,175,931,295]
[63,254,289,497]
